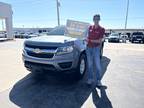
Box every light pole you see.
[125,0,129,29]
[56,0,60,26]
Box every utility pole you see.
[56,0,60,26]
[125,0,129,29]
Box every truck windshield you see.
[47,20,89,39]
[47,26,65,35]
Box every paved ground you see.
[0,39,144,108]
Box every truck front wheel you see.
[75,53,87,80]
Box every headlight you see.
[56,46,74,55]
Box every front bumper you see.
[22,51,79,72]
[132,38,143,42]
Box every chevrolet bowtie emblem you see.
[33,48,41,54]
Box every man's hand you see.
[90,39,102,43]
[84,38,90,42]
[84,38,102,44]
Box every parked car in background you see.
[0,32,7,38]
[39,32,50,36]
[108,33,120,43]
[14,33,28,38]
[14,32,39,39]
[29,34,39,38]
[130,32,144,43]
[120,34,128,43]
[120,34,128,39]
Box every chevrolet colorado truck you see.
[22,26,104,79]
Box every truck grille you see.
[25,44,58,50]
[26,51,54,58]
[25,44,57,58]
[136,36,142,38]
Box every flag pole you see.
[125,0,129,29]
[56,0,60,26]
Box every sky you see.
[0,0,144,29]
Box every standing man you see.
[85,14,105,86]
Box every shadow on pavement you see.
[92,86,113,108]
[9,56,112,108]
[101,56,111,79]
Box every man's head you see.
[93,14,100,26]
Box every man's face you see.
[93,17,100,25]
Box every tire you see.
[75,53,87,80]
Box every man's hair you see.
[93,14,100,21]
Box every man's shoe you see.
[87,79,93,85]
[96,80,102,87]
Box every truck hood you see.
[26,35,76,43]
[24,35,77,47]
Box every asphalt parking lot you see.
[0,39,144,108]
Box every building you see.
[0,2,13,39]
[13,28,53,34]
